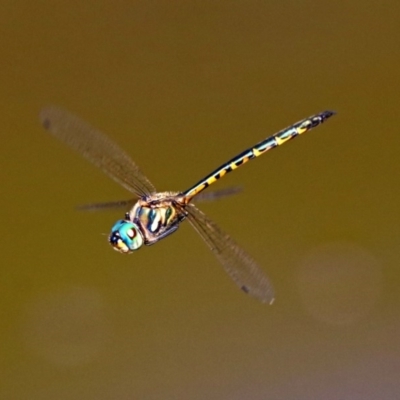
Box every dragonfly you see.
[40,106,335,304]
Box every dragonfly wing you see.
[191,186,242,202]
[186,203,275,304]
[40,106,156,197]
[77,186,242,213]
[76,199,137,212]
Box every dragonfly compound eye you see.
[109,220,144,253]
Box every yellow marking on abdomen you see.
[253,148,262,157]
[276,136,291,146]
[207,176,218,185]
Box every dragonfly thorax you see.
[110,192,188,252]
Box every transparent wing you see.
[77,186,243,212]
[40,106,156,197]
[77,199,137,212]
[186,203,275,304]
[194,186,242,202]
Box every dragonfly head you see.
[109,220,144,253]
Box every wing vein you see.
[40,106,156,196]
[186,204,275,304]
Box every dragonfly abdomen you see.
[183,110,335,200]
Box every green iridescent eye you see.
[109,220,144,253]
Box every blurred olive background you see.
[1,1,399,399]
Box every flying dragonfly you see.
[40,107,335,304]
